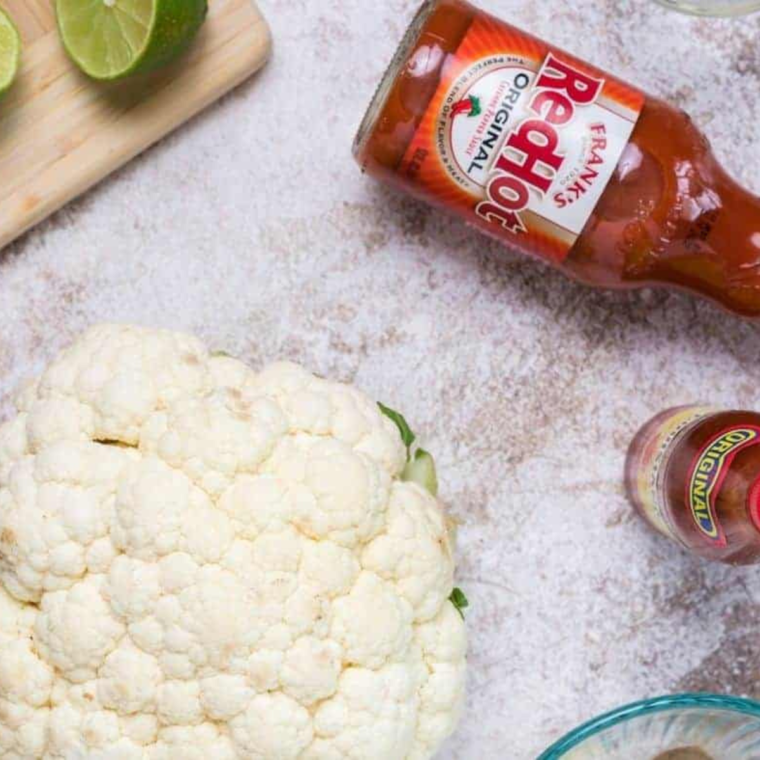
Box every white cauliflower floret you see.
[35,574,125,683]
[0,325,466,758]
[280,636,343,705]
[308,660,424,760]
[0,441,136,603]
[362,483,455,622]
[230,692,313,759]
[411,604,467,760]
[112,458,234,564]
[0,586,53,758]
[148,724,237,760]
[0,415,28,486]
[331,572,414,669]
[141,390,288,498]
[264,437,392,548]
[97,642,162,716]
[199,674,252,720]
[35,324,212,446]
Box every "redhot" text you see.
[475,54,604,235]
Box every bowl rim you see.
[538,693,760,759]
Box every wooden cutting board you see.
[0,0,271,249]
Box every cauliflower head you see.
[0,325,466,759]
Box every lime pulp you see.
[55,0,207,81]
[0,6,20,96]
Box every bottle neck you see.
[639,162,760,316]
[712,171,760,271]
[575,99,760,316]
[703,172,760,316]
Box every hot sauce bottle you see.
[626,407,760,565]
[353,0,760,317]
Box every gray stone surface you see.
[1,0,760,757]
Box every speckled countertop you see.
[1,1,760,757]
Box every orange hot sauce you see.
[354,0,760,317]
[626,407,760,565]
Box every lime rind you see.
[0,6,20,96]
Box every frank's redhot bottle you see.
[354,0,760,317]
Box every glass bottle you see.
[354,0,760,317]
[626,407,760,564]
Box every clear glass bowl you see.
[654,0,760,15]
[538,694,760,760]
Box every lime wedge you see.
[55,0,208,81]
[0,7,20,96]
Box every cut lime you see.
[0,6,20,96]
[55,0,208,81]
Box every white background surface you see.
[1,0,760,757]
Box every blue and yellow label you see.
[688,426,760,544]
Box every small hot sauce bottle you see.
[626,407,760,565]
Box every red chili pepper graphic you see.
[451,94,482,118]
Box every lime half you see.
[55,0,208,81]
[0,7,20,96]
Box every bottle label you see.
[748,474,760,533]
[686,426,760,546]
[401,13,645,263]
[633,407,714,541]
